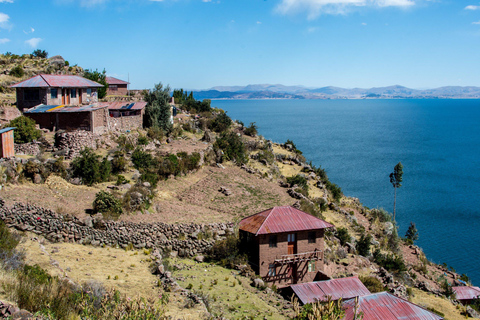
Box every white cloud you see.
[465,5,480,10]
[23,27,35,34]
[0,0,14,3]
[56,0,110,7]
[473,20,480,24]
[276,0,414,18]
[361,22,367,25]
[25,37,42,48]
[0,38,9,44]
[256,21,262,24]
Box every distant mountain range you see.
[191,84,480,100]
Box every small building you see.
[452,286,480,304]
[24,104,109,134]
[0,127,15,158]
[11,74,103,112]
[239,206,334,287]
[104,101,146,131]
[287,277,371,305]
[106,77,129,96]
[343,292,444,320]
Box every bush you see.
[147,126,164,141]
[207,234,246,269]
[22,159,49,183]
[325,180,342,202]
[116,135,135,153]
[48,157,67,179]
[359,276,384,293]
[213,132,248,165]
[131,148,155,170]
[32,49,48,58]
[8,116,41,143]
[111,151,127,174]
[244,122,258,137]
[287,174,308,190]
[373,249,406,272]
[284,139,302,155]
[137,135,149,146]
[336,228,351,246]
[71,148,110,186]
[370,208,392,223]
[123,185,152,213]
[10,65,24,78]
[0,220,20,254]
[405,221,419,244]
[357,234,372,257]
[209,112,232,133]
[93,191,123,219]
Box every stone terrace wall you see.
[0,199,234,258]
[108,115,143,132]
[14,142,41,156]
[55,131,99,159]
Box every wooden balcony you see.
[274,250,323,265]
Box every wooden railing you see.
[274,250,323,264]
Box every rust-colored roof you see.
[290,277,371,305]
[239,206,334,235]
[10,74,103,88]
[343,292,444,320]
[101,101,146,111]
[106,77,129,85]
[452,286,480,301]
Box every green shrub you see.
[325,180,342,202]
[115,175,129,186]
[71,148,109,186]
[111,151,127,174]
[22,159,49,182]
[10,65,24,78]
[140,172,160,188]
[116,135,135,153]
[131,148,155,170]
[93,191,123,219]
[209,112,232,133]
[137,135,149,146]
[147,126,164,141]
[370,208,392,223]
[49,157,67,179]
[207,234,246,268]
[405,222,419,244]
[336,228,351,246]
[359,276,384,293]
[8,116,41,144]
[357,234,372,257]
[244,122,258,137]
[0,220,20,254]
[213,132,248,165]
[286,175,308,190]
[284,139,302,155]
[373,249,406,272]
[123,185,152,212]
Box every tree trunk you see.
[393,186,397,221]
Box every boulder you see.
[253,278,265,288]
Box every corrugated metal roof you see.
[239,206,334,235]
[452,286,480,301]
[343,292,444,320]
[24,104,107,113]
[10,75,103,88]
[106,76,129,85]
[290,277,371,304]
[101,101,146,110]
[0,127,16,135]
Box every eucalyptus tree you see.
[389,162,403,221]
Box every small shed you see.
[452,286,480,304]
[0,127,15,158]
[288,277,371,305]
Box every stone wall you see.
[107,114,143,132]
[54,131,98,159]
[0,199,234,258]
[14,142,40,156]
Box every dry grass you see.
[410,288,468,320]
[16,234,160,299]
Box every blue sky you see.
[1,0,479,90]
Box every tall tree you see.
[83,68,108,99]
[389,162,403,221]
[405,222,419,244]
[143,82,172,133]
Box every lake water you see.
[213,99,480,284]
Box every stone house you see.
[10,74,103,112]
[239,206,334,288]
[105,101,146,131]
[106,77,129,96]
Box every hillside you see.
[0,105,474,319]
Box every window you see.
[87,88,92,97]
[110,85,118,91]
[269,235,277,248]
[288,233,296,243]
[71,89,76,98]
[50,88,58,99]
[308,232,316,244]
[268,264,276,277]
[308,260,316,272]
[23,89,39,101]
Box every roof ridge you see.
[255,207,277,236]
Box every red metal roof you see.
[343,292,444,320]
[10,75,103,88]
[452,286,480,301]
[100,101,146,110]
[239,206,334,235]
[290,277,371,304]
[106,76,129,85]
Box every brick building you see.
[239,206,334,287]
[10,75,103,112]
[106,77,129,96]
